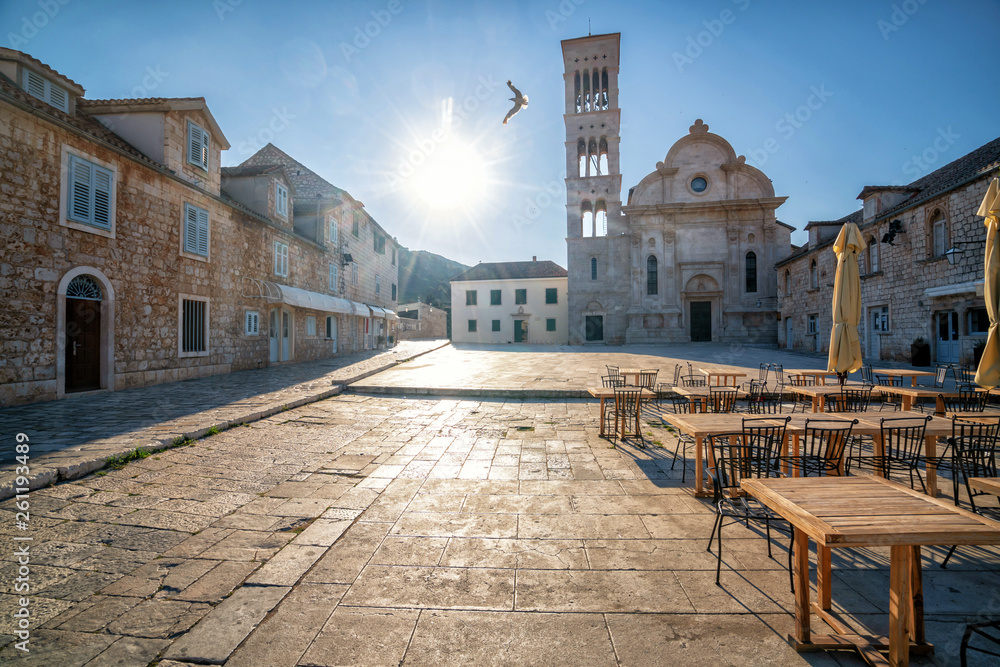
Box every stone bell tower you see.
[561,32,627,344]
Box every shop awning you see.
[348,301,367,316]
[278,285,353,314]
[384,309,398,320]
[368,306,387,318]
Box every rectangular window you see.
[970,307,989,334]
[807,314,818,335]
[352,211,360,237]
[306,315,317,336]
[328,214,339,245]
[183,203,209,257]
[545,288,558,304]
[276,183,288,217]
[374,234,386,254]
[933,220,947,257]
[67,155,114,230]
[546,318,556,332]
[515,289,526,305]
[391,283,397,301]
[392,247,396,266]
[492,320,501,332]
[187,121,209,170]
[351,262,359,285]
[466,290,477,306]
[273,241,289,277]
[491,289,502,306]
[245,310,259,335]
[375,274,381,295]
[181,298,208,354]
[468,319,477,332]
[23,69,68,111]
[329,264,338,291]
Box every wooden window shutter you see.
[196,207,209,256]
[24,70,46,100]
[92,166,112,229]
[188,122,209,169]
[68,155,92,224]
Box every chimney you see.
[532,256,537,261]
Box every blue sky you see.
[4,0,999,267]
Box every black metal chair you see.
[860,365,874,385]
[960,619,1000,665]
[742,363,770,392]
[709,386,739,413]
[940,416,1000,568]
[826,386,872,413]
[940,388,989,413]
[874,377,903,412]
[637,369,659,390]
[680,374,707,387]
[913,366,950,412]
[706,421,793,588]
[746,379,783,414]
[666,396,705,482]
[601,375,625,434]
[869,415,934,492]
[610,386,644,448]
[875,374,902,386]
[606,365,620,382]
[953,364,975,386]
[784,419,858,477]
[786,374,816,414]
[770,364,785,388]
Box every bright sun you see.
[410,141,488,210]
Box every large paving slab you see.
[1,391,997,665]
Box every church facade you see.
[561,33,792,345]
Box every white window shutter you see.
[48,84,68,111]
[24,70,46,100]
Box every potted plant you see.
[910,337,931,367]
[973,338,986,367]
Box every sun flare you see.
[410,141,488,210]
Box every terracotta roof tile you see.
[451,260,568,282]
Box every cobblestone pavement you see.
[0,341,447,497]
[1,394,997,665]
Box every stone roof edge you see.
[874,164,999,222]
[622,196,788,215]
[0,48,85,94]
[450,274,569,284]
[0,85,325,253]
[80,97,231,149]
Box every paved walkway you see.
[0,341,447,497]
[0,394,995,665]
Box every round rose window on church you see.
[690,177,708,193]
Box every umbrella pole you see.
[838,371,847,387]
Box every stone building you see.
[450,260,568,344]
[561,34,792,345]
[777,137,1000,365]
[0,48,397,406]
[396,301,448,340]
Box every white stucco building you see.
[450,260,568,344]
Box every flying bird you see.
[502,80,528,125]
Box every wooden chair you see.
[707,421,793,589]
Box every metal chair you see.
[870,415,934,492]
[786,374,816,414]
[742,363,770,391]
[606,365,621,382]
[860,365,874,385]
[610,386,644,448]
[680,374,707,387]
[655,365,683,406]
[666,396,705,482]
[746,379,783,414]
[637,369,659,390]
[874,386,902,412]
[826,386,872,413]
[770,364,786,388]
[940,388,989,413]
[785,419,857,477]
[953,364,975,386]
[706,422,793,589]
[913,365,950,412]
[600,375,625,434]
[875,374,902,386]
[960,619,1000,665]
[940,416,1000,568]
[709,386,739,413]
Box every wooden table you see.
[664,411,952,497]
[871,369,936,387]
[969,477,1000,497]
[672,385,748,411]
[785,384,868,413]
[742,476,1000,666]
[588,387,655,438]
[875,386,966,412]
[783,369,842,386]
[698,368,747,386]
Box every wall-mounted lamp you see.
[881,219,905,245]
[944,241,983,266]
[755,299,762,308]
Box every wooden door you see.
[690,302,711,342]
[514,319,526,342]
[269,310,279,362]
[282,311,291,360]
[66,298,101,392]
[936,312,959,363]
[585,315,603,342]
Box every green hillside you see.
[397,247,469,309]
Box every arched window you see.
[592,70,600,111]
[577,139,587,177]
[600,68,609,109]
[581,201,593,238]
[810,260,818,289]
[66,274,103,300]
[591,257,598,280]
[588,138,599,176]
[598,137,609,175]
[574,71,581,113]
[930,210,948,257]
[868,236,879,273]
[646,255,658,295]
[745,252,757,293]
[595,200,608,237]
[784,270,791,297]
[582,70,590,111]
